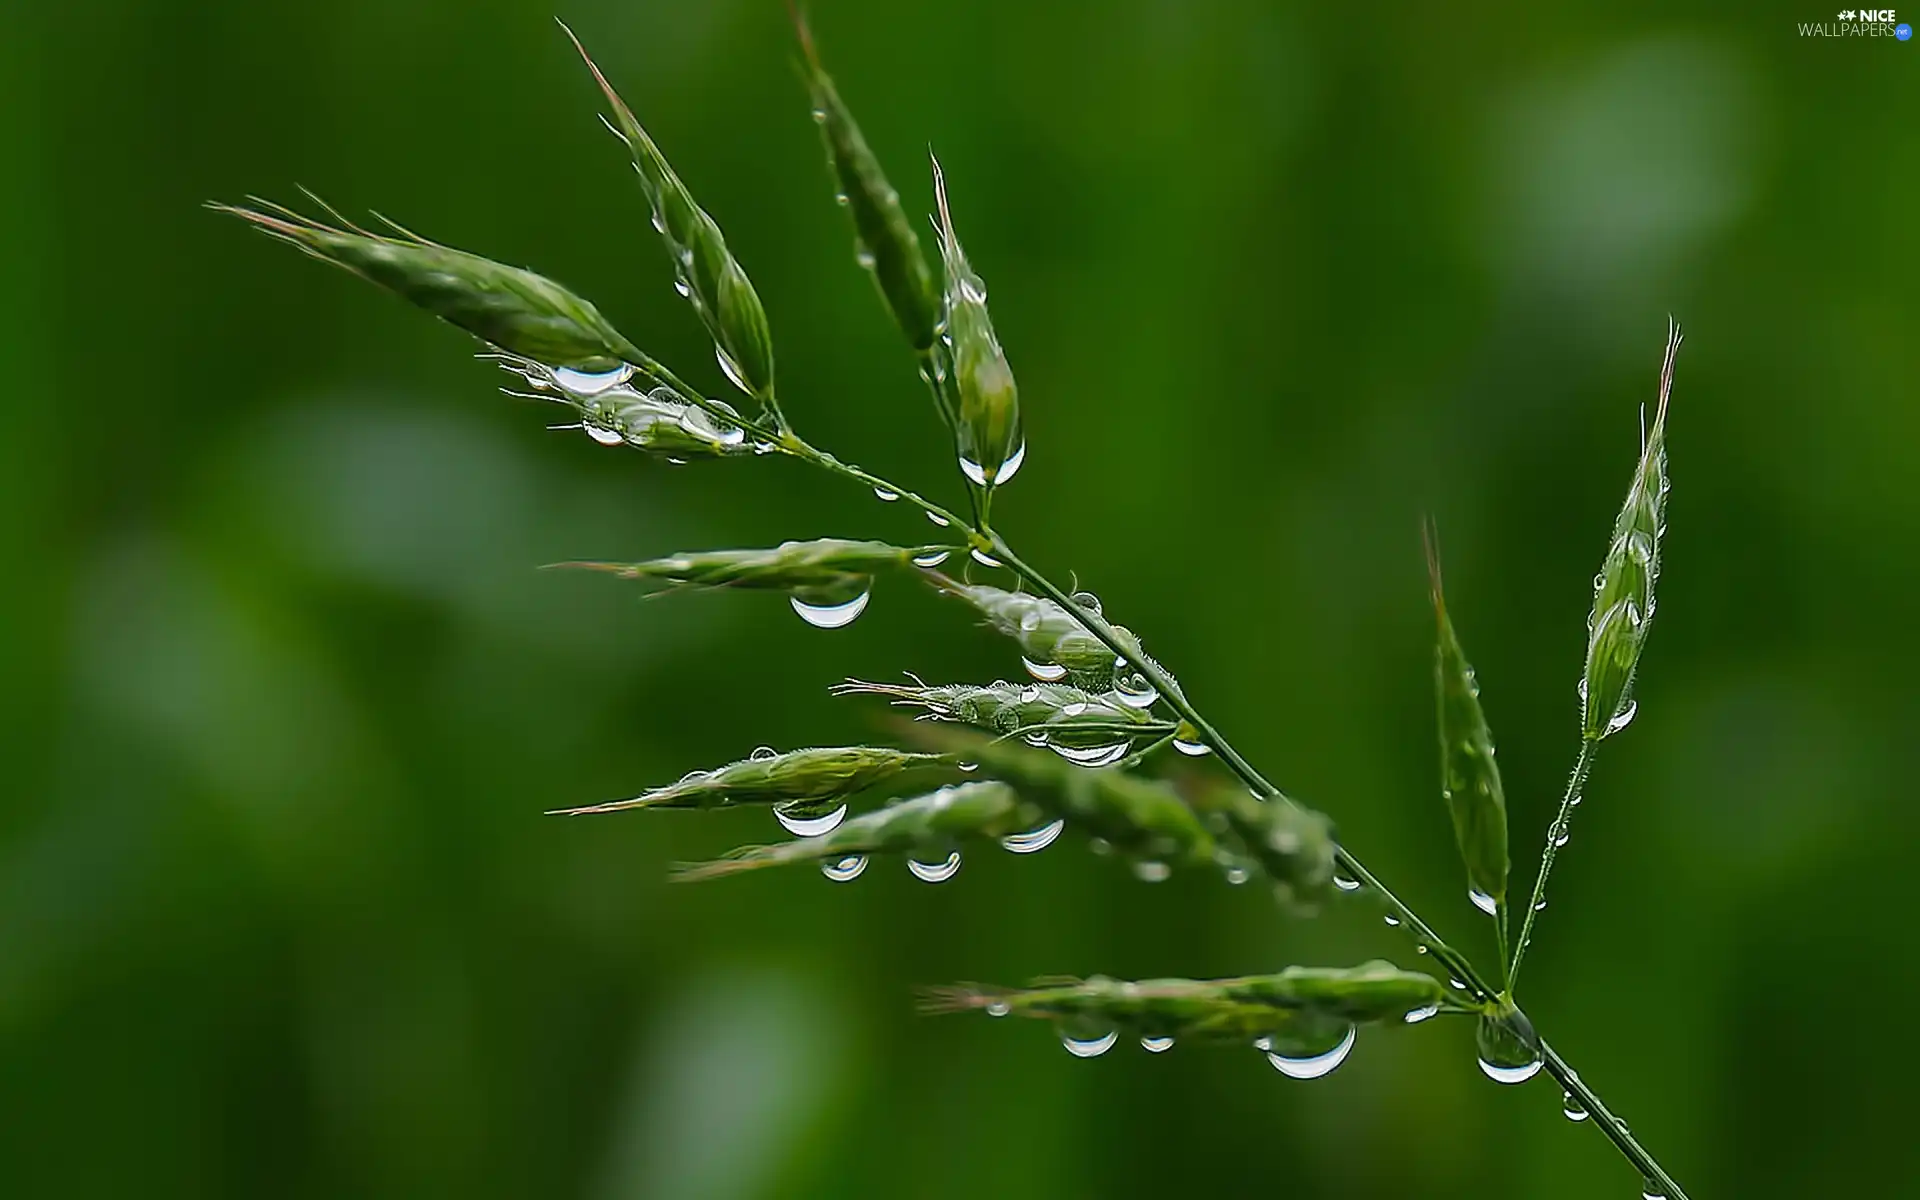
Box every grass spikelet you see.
[672,781,1038,881]
[832,678,1171,749]
[922,575,1145,689]
[555,539,940,604]
[551,746,950,815]
[929,158,1022,489]
[212,200,644,371]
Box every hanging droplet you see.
[790,585,873,629]
[1140,1036,1175,1053]
[1112,663,1158,708]
[970,547,1003,568]
[1173,734,1211,756]
[715,346,752,394]
[872,486,900,502]
[1061,1030,1118,1058]
[1069,591,1102,615]
[1088,837,1112,857]
[1562,1091,1590,1122]
[1267,1026,1356,1079]
[907,851,963,883]
[553,363,634,395]
[1333,873,1362,893]
[985,1000,1011,1018]
[1022,656,1068,682]
[1403,1005,1441,1025]
[1224,865,1251,885]
[912,549,952,568]
[1468,889,1499,917]
[1132,860,1171,883]
[821,855,867,882]
[1642,1185,1666,1200]
[926,511,951,528]
[1605,698,1639,736]
[1051,742,1128,767]
[774,802,847,838]
[584,422,626,447]
[1383,915,1402,927]
[1001,818,1065,854]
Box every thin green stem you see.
[778,439,1688,1199]
[1510,739,1598,989]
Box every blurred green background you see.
[2,1,1914,1195]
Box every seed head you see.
[1188,784,1338,910]
[565,25,777,407]
[555,538,938,599]
[792,10,940,352]
[673,781,1038,881]
[923,576,1143,690]
[494,355,749,459]
[213,200,642,371]
[550,745,950,815]
[832,678,1169,749]
[1581,322,1680,741]
[930,157,1023,488]
[1424,523,1511,912]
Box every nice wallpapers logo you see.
[1800,9,1914,36]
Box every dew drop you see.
[1333,874,1362,893]
[1642,1185,1666,1200]
[1059,701,1087,717]
[790,586,872,629]
[1140,1036,1175,1053]
[1112,665,1159,709]
[1224,866,1250,885]
[715,346,752,394]
[1022,656,1068,682]
[985,1000,1011,1018]
[1069,591,1101,615]
[873,486,900,502]
[1088,837,1112,856]
[1562,1091,1590,1122]
[1061,1030,1118,1058]
[1001,818,1065,854]
[912,549,951,568]
[749,745,778,762]
[907,851,963,883]
[1533,899,1547,912]
[585,423,626,447]
[1173,735,1212,756]
[1468,889,1499,917]
[1383,915,1402,927]
[554,363,633,395]
[1018,608,1043,633]
[775,802,847,837]
[1267,1027,1356,1079]
[1018,685,1041,703]
[1253,1036,1272,1051]
[996,440,1026,484]
[1052,742,1128,767]
[1477,1055,1544,1085]
[1404,1005,1441,1025]
[970,547,1003,568]
[1605,698,1639,736]
[1133,860,1171,883]
[926,511,951,528]
[821,854,867,882]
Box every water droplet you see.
[1112,664,1158,708]
[1562,1091,1590,1121]
[1477,1054,1544,1085]
[1605,698,1639,736]
[1252,1036,1272,1051]
[1140,1036,1175,1053]
[1173,735,1211,756]
[985,1000,1011,1018]
[1267,1026,1356,1079]
[1059,701,1088,717]
[1018,685,1041,703]
[1133,860,1171,883]
[1022,656,1068,682]
[821,855,867,882]
[790,586,872,629]
[650,212,667,234]
[957,761,979,773]
[996,440,1027,484]
[1554,828,1571,848]
[1333,874,1362,893]
[750,745,778,761]
[970,547,1003,568]
[1052,742,1128,767]
[907,851,962,883]
[1469,889,1499,917]
[1642,1188,1665,1200]
[1070,591,1102,616]
[585,423,626,446]
[1533,899,1547,912]
[554,363,634,395]
[1404,1005,1441,1025]
[1383,915,1401,927]
[926,511,951,528]
[1088,837,1112,856]
[715,346,752,394]
[873,486,900,502]
[1224,866,1250,885]
[673,278,692,298]
[774,802,847,837]
[1061,1030,1118,1058]
[1001,818,1065,854]
[912,549,951,568]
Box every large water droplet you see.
[1001,818,1065,854]
[1022,656,1068,682]
[996,440,1026,484]
[873,486,900,502]
[554,363,634,395]
[970,547,1003,568]
[1140,1036,1175,1053]
[1333,873,1362,893]
[821,855,867,882]
[1133,860,1171,883]
[912,549,952,568]
[907,851,962,883]
[1052,742,1128,767]
[1477,1055,1544,1085]
[775,802,847,837]
[1562,1091,1590,1121]
[1111,664,1158,709]
[1061,1030,1118,1058]
[1605,698,1639,736]
[1267,1027,1356,1079]
[1469,889,1499,917]
[790,586,872,629]
[715,346,752,394]
[1173,734,1211,756]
